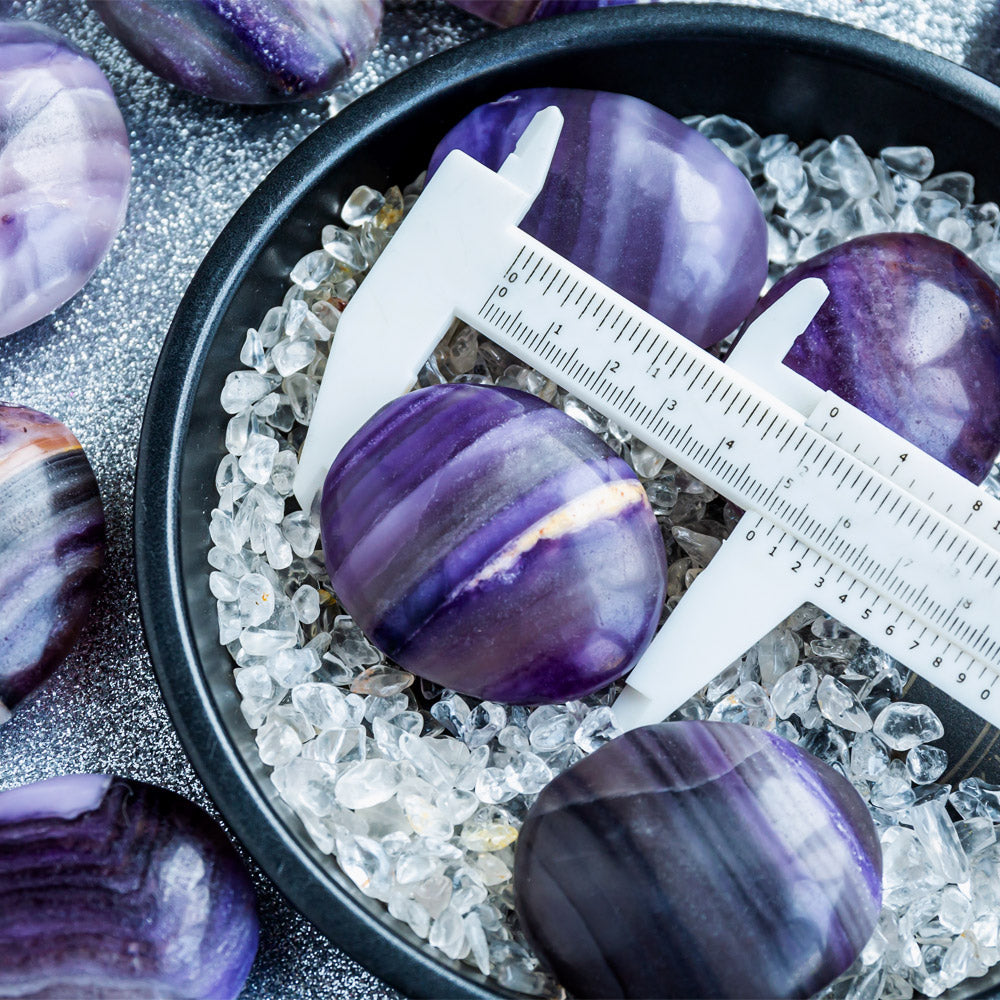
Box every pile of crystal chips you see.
[210,118,1000,998]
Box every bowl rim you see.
[134,5,1000,998]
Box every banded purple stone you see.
[514,721,883,999]
[427,88,767,348]
[0,774,259,999]
[0,20,130,339]
[0,404,105,719]
[738,233,1000,484]
[320,384,667,703]
[448,0,639,27]
[90,0,383,104]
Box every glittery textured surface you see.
[0,0,995,997]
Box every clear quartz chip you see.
[906,744,948,785]
[238,572,275,627]
[271,337,316,377]
[322,224,366,270]
[910,792,970,884]
[239,434,279,484]
[708,681,775,728]
[630,440,666,479]
[764,151,808,209]
[880,145,935,180]
[850,731,890,780]
[290,249,337,291]
[335,759,399,809]
[756,627,799,687]
[341,185,385,226]
[240,327,267,371]
[291,584,321,624]
[870,759,915,812]
[817,675,872,733]
[574,706,621,752]
[770,662,817,719]
[955,816,996,856]
[221,371,275,413]
[256,716,302,766]
[873,702,945,751]
[696,114,759,149]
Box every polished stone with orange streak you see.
[320,384,667,702]
[0,404,105,716]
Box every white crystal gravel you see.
[209,121,1000,998]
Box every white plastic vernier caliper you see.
[294,108,1000,732]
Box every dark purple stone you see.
[448,0,636,27]
[0,773,259,999]
[738,233,1000,484]
[90,0,382,104]
[427,88,767,348]
[321,384,667,703]
[0,20,130,338]
[514,721,883,999]
[0,404,105,718]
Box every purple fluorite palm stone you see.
[320,384,667,703]
[0,404,105,718]
[427,88,767,348]
[740,233,1000,483]
[91,0,382,104]
[0,21,130,339]
[449,0,637,27]
[514,721,883,999]
[0,774,259,999]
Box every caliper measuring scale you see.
[294,107,1000,732]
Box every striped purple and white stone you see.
[448,0,641,27]
[427,88,768,349]
[514,720,883,999]
[320,384,667,703]
[91,0,383,105]
[0,20,130,339]
[738,233,1000,484]
[0,404,105,717]
[0,774,259,999]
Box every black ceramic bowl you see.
[136,5,1000,998]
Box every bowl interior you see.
[136,6,1000,998]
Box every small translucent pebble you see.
[909,793,970,884]
[770,662,818,719]
[880,145,935,180]
[290,249,336,291]
[341,185,385,226]
[872,702,945,751]
[906,744,948,785]
[850,731,890,780]
[817,675,872,732]
[321,224,366,270]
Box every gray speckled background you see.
[0,0,997,997]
